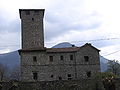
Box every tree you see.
[101,72,116,90]
[0,63,8,81]
[9,66,20,81]
[107,60,120,76]
[94,72,116,90]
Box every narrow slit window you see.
[70,55,73,60]
[49,56,53,62]
[33,72,38,80]
[60,55,64,60]
[33,56,37,62]
[26,11,30,15]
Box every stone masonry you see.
[19,9,44,49]
[18,9,101,82]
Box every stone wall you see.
[0,79,105,90]
[20,44,100,81]
[4,78,120,90]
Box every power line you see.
[46,37,120,44]
[0,38,120,57]
[72,38,120,43]
[103,50,120,56]
[0,37,120,47]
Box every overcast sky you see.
[0,0,120,60]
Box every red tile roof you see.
[18,43,100,53]
[46,47,79,53]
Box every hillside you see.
[0,51,20,70]
[100,56,108,72]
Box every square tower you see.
[19,9,45,49]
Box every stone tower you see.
[19,9,45,49]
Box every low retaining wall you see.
[0,79,105,90]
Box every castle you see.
[18,9,101,82]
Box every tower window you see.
[60,55,64,60]
[70,55,73,60]
[33,56,37,62]
[84,56,89,62]
[33,72,38,80]
[49,56,53,62]
[86,71,91,77]
[34,11,39,15]
[25,11,30,15]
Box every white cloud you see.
[100,44,120,60]
[0,32,21,53]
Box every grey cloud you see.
[89,40,120,48]
[73,36,120,49]
[0,9,20,33]
[44,11,102,41]
[0,19,20,33]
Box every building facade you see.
[19,9,101,82]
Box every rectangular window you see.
[49,56,53,62]
[26,11,30,15]
[86,71,91,77]
[33,56,37,62]
[70,55,73,60]
[33,72,38,80]
[68,74,71,77]
[84,56,89,62]
[68,74,72,80]
[60,55,64,60]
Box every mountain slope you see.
[0,51,20,69]
[100,56,108,72]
